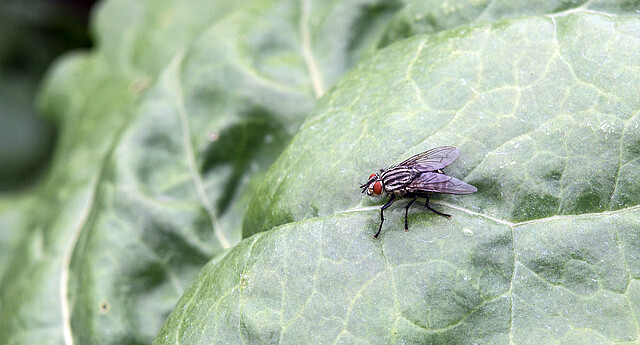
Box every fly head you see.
[359,173,384,196]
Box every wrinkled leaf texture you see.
[156,3,640,345]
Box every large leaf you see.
[0,0,402,344]
[157,9,640,344]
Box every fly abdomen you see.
[380,166,414,192]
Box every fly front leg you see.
[404,196,418,231]
[374,195,396,238]
[424,195,451,218]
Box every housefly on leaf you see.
[359,146,477,238]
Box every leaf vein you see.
[174,56,231,249]
[300,0,324,98]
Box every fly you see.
[359,146,477,238]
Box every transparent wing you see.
[398,146,460,171]
[406,172,477,195]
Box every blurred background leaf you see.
[0,0,401,343]
[0,0,96,281]
[0,0,95,191]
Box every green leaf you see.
[0,195,36,278]
[158,10,640,344]
[379,0,640,48]
[0,0,401,344]
[157,209,640,344]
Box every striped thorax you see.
[380,166,416,195]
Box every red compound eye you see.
[373,181,383,195]
[369,173,376,180]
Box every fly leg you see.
[374,195,396,239]
[404,196,418,231]
[425,195,451,218]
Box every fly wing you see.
[406,172,477,195]
[398,146,460,171]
